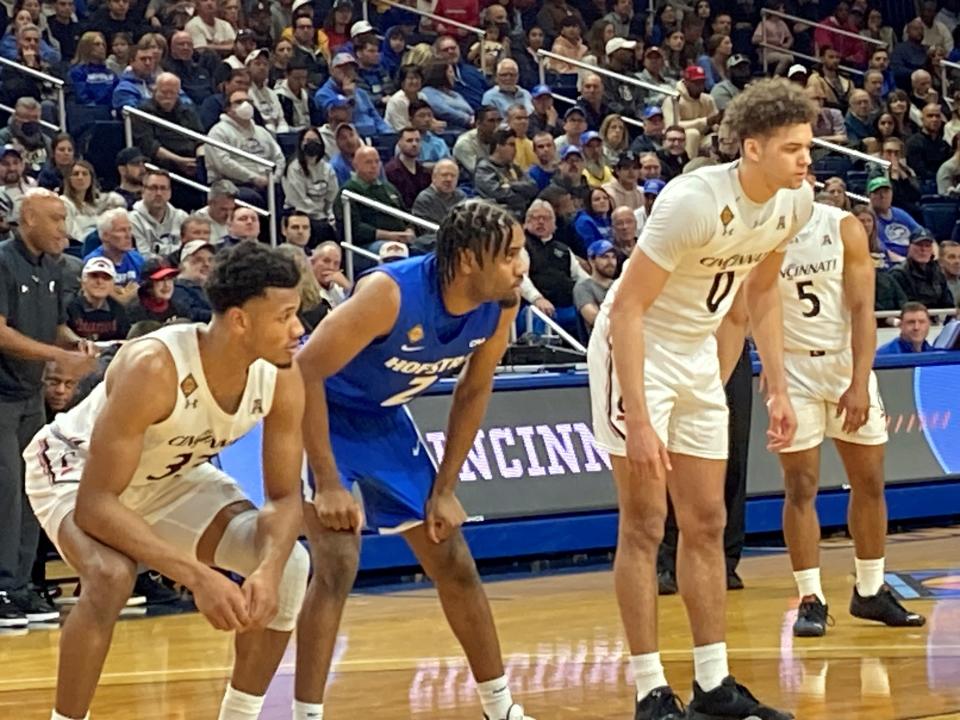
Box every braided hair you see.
[435,200,517,288]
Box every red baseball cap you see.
[684,65,707,81]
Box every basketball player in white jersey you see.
[777,199,926,637]
[23,243,311,720]
[587,78,816,720]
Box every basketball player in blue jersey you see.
[589,78,816,720]
[295,200,531,720]
[23,243,311,720]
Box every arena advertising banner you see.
[221,364,960,519]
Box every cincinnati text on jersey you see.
[779,257,838,280]
[168,429,236,449]
[699,251,771,270]
[384,354,469,375]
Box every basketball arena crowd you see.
[1,0,960,621]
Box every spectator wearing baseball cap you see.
[573,239,618,333]
[868,175,922,265]
[127,257,189,325]
[528,84,563,137]
[315,52,393,136]
[663,65,723,159]
[113,147,146,210]
[629,106,667,155]
[378,240,409,263]
[637,45,677,107]
[604,38,643,120]
[635,178,667,234]
[711,54,751,111]
[245,47,290,136]
[603,152,644,212]
[67,258,130,342]
[555,106,589,155]
[889,227,957,310]
[0,145,37,225]
[173,239,216,322]
[580,131,613,188]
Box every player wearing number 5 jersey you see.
[23,243,311,720]
[587,78,816,720]
[777,200,926,638]
[295,200,534,720]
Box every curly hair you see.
[206,242,300,313]
[435,200,517,288]
[724,77,817,140]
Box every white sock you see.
[630,652,669,700]
[855,557,885,597]
[293,700,324,719]
[476,676,513,720]
[793,568,826,604]
[218,685,265,720]
[693,642,729,693]
[52,712,89,720]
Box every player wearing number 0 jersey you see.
[778,200,926,638]
[23,243,311,720]
[295,201,536,720]
[587,78,816,720]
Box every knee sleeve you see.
[213,510,310,632]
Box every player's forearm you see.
[434,381,494,495]
[74,491,207,587]
[716,289,749,384]
[609,301,650,423]
[300,379,341,492]
[252,493,303,575]
[0,325,69,362]
[849,301,877,387]
[746,285,788,396]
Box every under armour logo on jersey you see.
[180,374,198,398]
[720,205,735,236]
[251,398,263,415]
[184,397,199,410]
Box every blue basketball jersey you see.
[324,254,502,413]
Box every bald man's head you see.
[21,189,68,255]
[353,145,382,183]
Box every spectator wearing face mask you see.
[0,98,50,178]
[282,127,339,241]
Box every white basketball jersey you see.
[598,162,813,353]
[779,202,850,352]
[47,324,277,501]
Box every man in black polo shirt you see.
[0,190,98,627]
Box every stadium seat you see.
[276,131,299,159]
[65,103,113,141]
[920,196,960,240]
[812,154,852,180]
[846,170,868,196]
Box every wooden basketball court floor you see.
[1,529,959,719]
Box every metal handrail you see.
[536,49,680,97]
[940,59,960,103]
[143,162,270,218]
[756,43,864,76]
[812,138,890,168]
[525,305,587,354]
[0,56,66,131]
[875,308,955,319]
[339,189,588,354]
[122,105,278,245]
[813,180,867,204]
[761,8,886,46]
[549,92,644,129]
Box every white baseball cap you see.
[82,256,117,279]
[379,241,409,261]
[292,0,313,13]
[181,240,216,261]
[350,20,374,38]
[605,37,637,56]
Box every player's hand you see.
[837,382,870,434]
[625,419,672,481]
[57,348,98,377]
[533,297,556,317]
[192,568,250,631]
[313,486,364,533]
[765,391,798,451]
[425,491,466,544]
[241,567,280,630]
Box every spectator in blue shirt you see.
[329,122,362,185]
[877,301,937,354]
[422,59,475,132]
[353,34,393,110]
[0,21,60,64]
[481,58,534,117]
[408,99,450,166]
[868,175,921,266]
[573,186,614,247]
[314,52,392,137]
[528,131,558,191]
[68,31,117,106]
[111,42,156,111]
[83,208,144,298]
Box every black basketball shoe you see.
[658,570,677,596]
[635,686,685,720]
[687,676,794,720]
[793,595,830,637]
[850,585,926,627]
